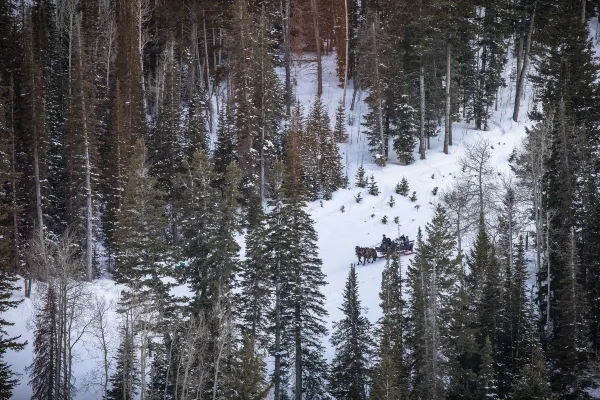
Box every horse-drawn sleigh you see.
[355,234,415,265]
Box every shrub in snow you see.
[432,187,438,196]
[355,193,363,203]
[381,215,388,224]
[394,216,399,224]
[409,191,417,202]
[340,205,345,213]
[368,175,380,196]
[388,196,395,208]
[396,178,409,196]
[414,205,421,211]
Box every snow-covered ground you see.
[289,51,535,361]
[5,44,541,399]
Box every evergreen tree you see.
[548,228,595,397]
[447,266,479,400]
[213,105,236,189]
[174,148,219,311]
[407,206,459,400]
[107,325,139,400]
[28,286,58,400]
[268,130,329,399]
[186,92,208,155]
[0,261,24,399]
[477,337,499,399]
[302,96,344,200]
[333,100,348,143]
[467,217,502,348]
[148,40,183,196]
[225,335,271,400]
[497,237,536,396]
[395,178,409,197]
[355,165,367,188]
[114,139,174,309]
[368,175,379,196]
[509,346,554,400]
[329,264,374,399]
[237,190,271,349]
[370,254,409,400]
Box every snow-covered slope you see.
[289,52,535,361]
[5,49,537,399]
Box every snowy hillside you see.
[288,52,536,362]
[4,44,540,399]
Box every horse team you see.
[355,246,378,265]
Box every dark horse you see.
[355,246,378,265]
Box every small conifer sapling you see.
[368,175,380,196]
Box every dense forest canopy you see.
[1,0,600,398]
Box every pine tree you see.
[114,139,173,308]
[368,175,379,196]
[447,266,479,400]
[28,286,58,400]
[391,101,417,165]
[355,165,367,188]
[186,93,208,155]
[174,148,219,311]
[107,325,139,400]
[237,190,271,349]
[302,96,344,200]
[371,254,409,400]
[395,178,409,196]
[225,335,271,400]
[213,105,236,190]
[467,217,502,348]
[497,237,536,396]
[148,40,183,196]
[329,264,374,399]
[477,337,499,399]
[268,130,329,399]
[407,206,459,400]
[0,263,24,398]
[334,100,348,143]
[509,346,554,400]
[548,227,595,397]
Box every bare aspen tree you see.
[517,115,552,277]
[28,229,93,399]
[458,138,497,221]
[442,182,475,260]
[90,295,116,399]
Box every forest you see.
[1,0,600,398]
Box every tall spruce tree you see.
[28,286,58,400]
[114,139,174,309]
[370,254,409,400]
[237,190,271,349]
[509,346,554,400]
[407,205,459,400]
[106,325,139,400]
[268,130,329,399]
[329,264,374,399]
[447,265,480,400]
[497,237,536,396]
[0,263,24,398]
